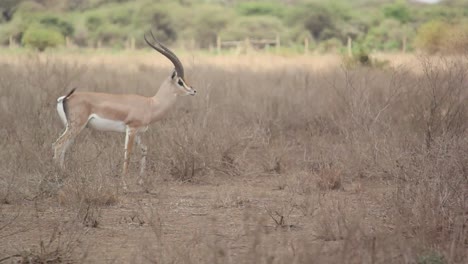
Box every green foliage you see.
[108,5,133,26]
[86,15,103,32]
[0,1,43,44]
[0,0,21,23]
[22,23,64,51]
[0,0,467,53]
[192,5,232,48]
[415,4,467,22]
[286,1,354,43]
[304,12,335,40]
[95,23,127,47]
[235,2,285,18]
[133,3,177,44]
[39,15,74,36]
[417,251,445,264]
[287,3,335,41]
[15,1,44,14]
[361,19,411,51]
[221,16,284,40]
[382,1,411,23]
[0,24,14,45]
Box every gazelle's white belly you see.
[87,114,126,132]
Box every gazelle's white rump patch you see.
[87,114,126,132]
[57,96,66,103]
[56,96,67,126]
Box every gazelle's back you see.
[64,92,153,128]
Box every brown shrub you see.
[316,167,342,191]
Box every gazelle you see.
[52,32,196,190]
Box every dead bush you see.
[316,167,343,191]
[392,136,467,262]
[0,210,85,263]
[411,57,467,149]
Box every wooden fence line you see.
[5,34,409,54]
[216,34,282,54]
[216,35,311,55]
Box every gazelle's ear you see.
[171,69,177,80]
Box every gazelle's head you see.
[144,32,196,96]
[170,69,196,96]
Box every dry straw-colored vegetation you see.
[0,52,466,263]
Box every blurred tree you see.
[95,23,127,47]
[414,20,451,53]
[443,20,468,54]
[86,14,104,32]
[0,0,467,52]
[235,1,285,18]
[304,12,334,40]
[22,23,64,51]
[382,1,411,23]
[0,0,23,22]
[193,5,231,48]
[414,4,466,23]
[286,2,348,42]
[39,15,74,36]
[0,1,44,44]
[14,0,44,14]
[108,5,133,26]
[132,3,177,44]
[65,0,90,10]
[221,15,284,40]
[361,19,411,51]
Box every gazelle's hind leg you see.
[53,126,69,160]
[53,124,85,168]
[135,135,148,185]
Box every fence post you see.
[347,36,352,57]
[65,36,71,48]
[216,35,221,54]
[304,37,309,55]
[276,34,280,53]
[402,35,407,53]
[244,38,251,54]
[9,35,14,48]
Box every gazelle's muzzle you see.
[188,88,197,96]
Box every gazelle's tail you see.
[56,88,76,126]
[63,87,76,100]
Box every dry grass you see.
[0,52,466,263]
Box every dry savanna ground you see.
[0,52,467,263]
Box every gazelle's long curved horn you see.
[149,31,185,79]
[144,32,185,79]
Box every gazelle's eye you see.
[178,80,184,86]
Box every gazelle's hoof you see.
[121,181,129,193]
[137,178,144,186]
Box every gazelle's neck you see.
[150,77,178,123]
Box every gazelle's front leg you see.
[122,127,137,190]
[135,135,148,185]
